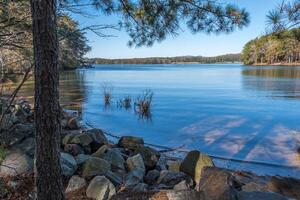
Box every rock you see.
[198,167,237,200]
[159,171,188,187]
[75,154,90,166]
[180,150,214,184]
[0,151,33,177]
[174,180,190,190]
[86,176,116,200]
[118,136,144,150]
[64,144,84,156]
[82,157,110,179]
[13,137,35,158]
[0,123,34,147]
[156,155,167,171]
[103,149,125,171]
[242,182,268,192]
[60,152,77,177]
[62,132,80,145]
[0,114,17,130]
[85,129,108,152]
[165,189,203,200]
[144,169,160,185]
[68,133,93,147]
[125,168,144,187]
[134,146,160,169]
[91,145,108,158]
[105,170,123,186]
[126,154,145,173]
[167,160,182,172]
[266,176,300,199]
[66,117,80,130]
[130,183,148,192]
[65,175,87,193]
[237,191,288,200]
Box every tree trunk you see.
[31,0,64,199]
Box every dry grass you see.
[134,89,153,117]
[101,82,113,106]
[117,95,132,109]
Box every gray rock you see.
[75,154,90,166]
[134,146,160,169]
[0,151,33,177]
[91,145,108,158]
[85,129,108,152]
[118,136,144,150]
[174,180,189,190]
[82,157,110,179]
[126,154,145,173]
[103,149,125,171]
[165,189,203,200]
[86,176,116,200]
[1,123,34,147]
[130,183,148,192]
[237,191,288,200]
[156,155,167,171]
[159,171,188,187]
[105,170,123,186]
[13,137,35,158]
[125,168,144,187]
[180,150,214,184]
[68,133,93,147]
[64,144,84,156]
[144,169,160,185]
[65,175,87,193]
[60,152,77,177]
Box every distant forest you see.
[242,28,300,65]
[89,54,241,64]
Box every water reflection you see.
[242,66,300,99]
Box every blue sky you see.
[71,0,283,58]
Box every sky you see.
[71,0,283,59]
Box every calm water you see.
[18,64,300,177]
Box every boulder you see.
[198,167,237,200]
[60,152,77,177]
[118,136,144,150]
[174,180,190,190]
[167,160,182,172]
[0,151,33,177]
[64,144,84,156]
[125,168,144,187]
[134,146,160,169]
[266,176,300,199]
[158,171,188,187]
[103,149,125,171]
[85,129,108,152]
[180,150,214,184]
[65,175,87,193]
[144,169,160,185]
[0,123,34,147]
[82,157,110,179]
[13,137,35,158]
[75,154,90,166]
[126,154,145,173]
[66,117,80,130]
[91,145,108,158]
[237,191,288,200]
[165,189,203,200]
[105,170,123,186]
[130,183,148,193]
[68,133,93,147]
[86,176,116,200]
[156,155,167,171]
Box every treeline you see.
[0,1,90,74]
[242,28,300,65]
[89,54,241,64]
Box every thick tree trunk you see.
[31,0,64,199]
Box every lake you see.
[18,64,300,177]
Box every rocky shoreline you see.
[0,98,300,200]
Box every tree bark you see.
[31,0,64,199]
